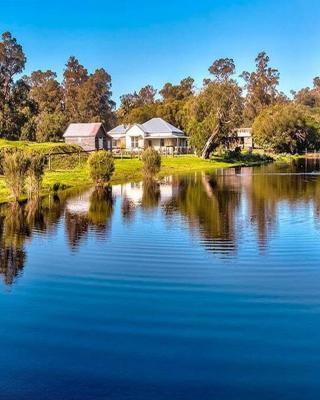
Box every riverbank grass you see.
[0,155,252,204]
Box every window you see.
[160,139,165,147]
[112,140,117,147]
[131,137,139,148]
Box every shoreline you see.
[0,155,271,205]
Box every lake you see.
[1,159,320,400]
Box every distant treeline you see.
[1,31,320,155]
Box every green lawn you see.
[0,155,244,204]
[0,139,272,204]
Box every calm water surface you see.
[1,159,320,399]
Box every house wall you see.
[144,138,187,150]
[65,136,96,151]
[126,125,145,149]
[112,138,126,148]
[65,127,112,151]
[243,136,253,149]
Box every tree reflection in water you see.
[65,187,114,249]
[163,173,241,254]
[1,159,320,285]
[88,187,114,234]
[0,203,29,285]
[0,191,76,284]
[141,178,161,211]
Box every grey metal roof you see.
[63,123,104,138]
[142,118,184,135]
[108,118,185,138]
[108,124,129,135]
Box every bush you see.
[87,151,115,186]
[3,149,29,201]
[210,148,273,163]
[252,103,320,154]
[141,147,161,177]
[25,153,47,198]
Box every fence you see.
[45,147,194,170]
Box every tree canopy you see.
[252,103,320,154]
[0,33,115,141]
[1,30,320,157]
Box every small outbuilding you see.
[63,123,112,152]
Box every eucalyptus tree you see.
[187,58,243,158]
[241,52,280,123]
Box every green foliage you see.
[25,153,46,198]
[252,103,320,154]
[187,79,243,156]
[87,151,115,186]
[3,149,29,201]
[211,148,272,163]
[159,77,194,101]
[35,111,67,142]
[141,147,161,177]
[241,52,281,124]
[208,58,235,81]
[0,33,116,142]
[293,78,320,108]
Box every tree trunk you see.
[201,126,219,159]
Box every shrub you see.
[252,103,320,154]
[87,151,115,186]
[3,149,29,201]
[25,153,47,198]
[141,147,161,177]
[210,148,273,163]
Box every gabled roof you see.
[142,118,184,135]
[108,117,185,138]
[108,124,129,135]
[135,124,146,133]
[63,123,104,138]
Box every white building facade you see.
[108,118,188,153]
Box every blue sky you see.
[1,0,319,105]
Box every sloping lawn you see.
[0,152,261,204]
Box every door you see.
[98,136,104,150]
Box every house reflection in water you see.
[65,187,114,250]
[113,177,179,221]
[2,160,320,286]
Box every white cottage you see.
[108,118,188,153]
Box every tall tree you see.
[241,52,280,123]
[208,58,235,82]
[63,58,115,128]
[25,70,63,113]
[138,85,157,105]
[118,85,157,122]
[77,68,115,128]
[293,76,320,108]
[63,56,88,121]
[187,58,243,158]
[160,77,194,101]
[0,32,29,139]
[0,32,26,103]
[23,70,66,141]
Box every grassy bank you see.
[0,139,273,204]
[0,155,264,204]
